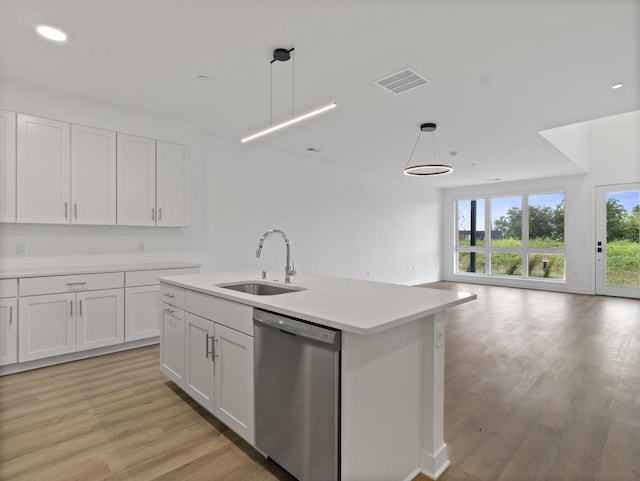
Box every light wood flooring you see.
[1,283,639,481]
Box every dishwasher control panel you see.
[253,309,340,348]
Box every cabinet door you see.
[156,141,188,227]
[76,289,124,351]
[160,304,185,387]
[19,293,75,362]
[0,110,16,223]
[117,133,156,226]
[125,285,160,341]
[17,114,70,224]
[214,323,255,444]
[0,298,17,366]
[185,313,215,412]
[71,124,116,225]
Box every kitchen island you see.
[159,271,476,481]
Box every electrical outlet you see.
[138,242,146,252]
[17,241,28,255]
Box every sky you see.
[458,193,565,231]
[608,190,640,213]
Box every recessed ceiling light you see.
[611,83,624,90]
[36,25,67,42]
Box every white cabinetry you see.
[185,312,215,411]
[117,133,156,226]
[156,141,188,227]
[19,293,76,361]
[0,279,18,366]
[17,114,70,224]
[76,289,124,351]
[70,124,116,225]
[161,286,255,444]
[18,273,125,362]
[125,285,160,341]
[160,303,185,388]
[0,110,16,223]
[125,267,199,341]
[214,322,254,443]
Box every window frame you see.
[455,189,566,281]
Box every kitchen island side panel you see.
[341,319,422,481]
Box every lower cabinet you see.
[125,285,160,341]
[0,298,18,366]
[19,289,125,362]
[161,286,255,445]
[160,303,185,387]
[185,312,215,411]
[76,289,124,351]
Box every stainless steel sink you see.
[216,282,306,296]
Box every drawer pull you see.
[10,305,12,325]
[163,308,175,314]
[67,282,87,287]
[163,293,175,298]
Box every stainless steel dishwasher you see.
[254,308,341,481]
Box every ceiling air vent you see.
[375,68,429,95]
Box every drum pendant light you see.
[404,123,453,176]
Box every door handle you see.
[70,300,74,318]
[158,207,162,222]
[206,334,213,360]
[64,201,68,220]
[79,299,83,317]
[152,207,155,221]
[74,203,78,220]
[597,247,603,253]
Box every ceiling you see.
[0,0,638,187]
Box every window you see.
[455,192,565,280]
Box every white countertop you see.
[159,271,476,335]
[0,261,201,279]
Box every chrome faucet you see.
[255,229,296,284]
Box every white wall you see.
[0,79,208,270]
[442,110,640,294]
[0,79,443,284]
[206,138,443,284]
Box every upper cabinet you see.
[156,141,188,227]
[71,125,117,225]
[17,114,70,224]
[7,112,187,227]
[0,110,16,223]
[117,133,156,226]
[118,135,188,227]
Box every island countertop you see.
[159,271,476,335]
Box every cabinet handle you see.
[79,300,83,317]
[74,203,78,220]
[67,282,87,289]
[163,308,175,314]
[64,201,68,220]
[213,338,219,359]
[158,207,162,222]
[152,207,155,221]
[163,293,175,298]
[8,305,12,325]
[70,300,74,317]
[205,334,213,360]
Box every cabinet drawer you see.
[160,284,185,309]
[0,279,18,298]
[19,272,124,296]
[186,290,253,336]
[126,267,199,287]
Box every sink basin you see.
[216,282,306,296]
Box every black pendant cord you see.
[270,62,273,127]
[405,131,423,170]
[291,50,295,118]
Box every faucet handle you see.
[289,261,296,276]
[262,270,268,280]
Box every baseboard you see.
[441,274,593,295]
[402,468,422,481]
[420,444,450,480]
[0,337,159,376]
[399,278,439,286]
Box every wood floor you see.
[1,283,639,481]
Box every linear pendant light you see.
[241,102,337,143]
[241,47,336,143]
